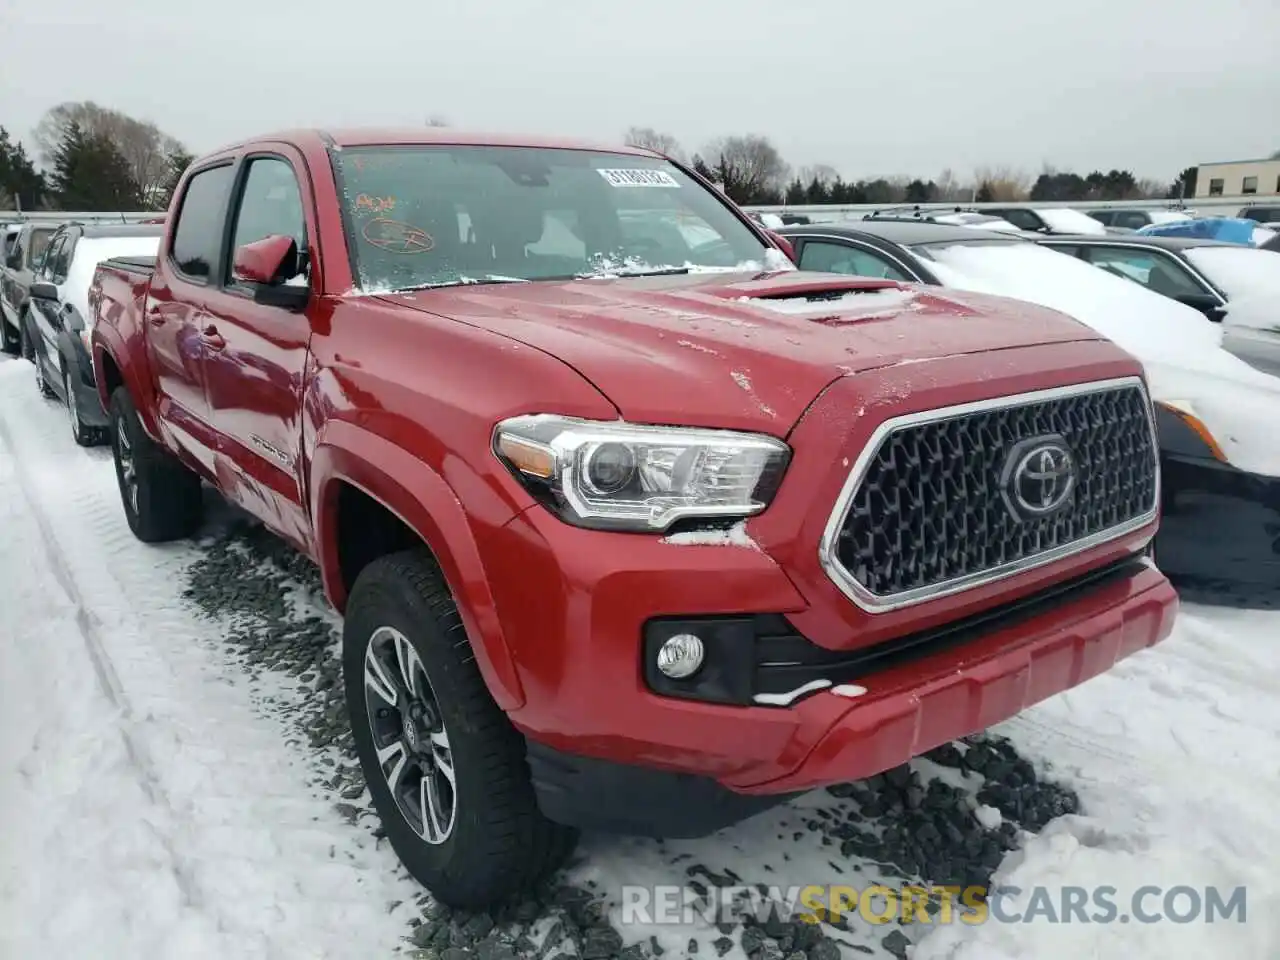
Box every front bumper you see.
[1156,451,1280,601]
[480,344,1174,833]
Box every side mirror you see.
[765,230,797,264]
[29,280,58,301]
[232,234,310,310]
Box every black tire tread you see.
[346,550,577,908]
[109,386,203,542]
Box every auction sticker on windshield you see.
[598,169,680,188]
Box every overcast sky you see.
[2,0,1277,184]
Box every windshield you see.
[1185,246,1280,299]
[330,145,776,291]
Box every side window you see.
[40,237,66,281]
[1082,247,1203,298]
[51,237,74,282]
[7,234,24,269]
[227,157,308,284]
[798,240,911,282]
[171,164,235,282]
[1089,211,1113,226]
[2,233,15,261]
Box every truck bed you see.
[100,255,156,276]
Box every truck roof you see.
[208,127,663,158]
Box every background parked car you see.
[1088,208,1193,230]
[1,219,61,354]
[23,222,164,445]
[1035,234,1280,347]
[984,206,1109,235]
[1237,204,1280,225]
[778,219,1280,602]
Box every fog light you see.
[656,633,704,679]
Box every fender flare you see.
[311,420,526,711]
[92,325,163,440]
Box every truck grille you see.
[824,378,1158,611]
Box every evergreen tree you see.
[0,126,46,210]
[160,148,195,207]
[48,122,142,210]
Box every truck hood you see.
[378,271,1106,432]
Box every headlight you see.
[493,414,791,532]
[1154,399,1227,462]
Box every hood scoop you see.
[731,280,923,324]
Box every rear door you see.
[200,149,316,551]
[30,233,72,377]
[146,162,235,472]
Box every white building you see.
[1194,157,1280,200]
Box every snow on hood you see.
[1036,208,1107,235]
[1221,295,1280,333]
[913,240,1280,476]
[1183,245,1280,300]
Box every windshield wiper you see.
[391,277,531,293]
[579,266,692,279]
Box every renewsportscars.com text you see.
[620,883,1247,927]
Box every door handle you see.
[201,325,226,350]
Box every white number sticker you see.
[597,168,681,188]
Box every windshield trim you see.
[325,143,775,293]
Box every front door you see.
[201,151,315,552]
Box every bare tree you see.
[623,127,684,161]
[700,135,789,204]
[973,164,1031,201]
[33,101,187,206]
[1134,177,1166,199]
[934,168,974,202]
[795,164,839,187]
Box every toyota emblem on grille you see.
[1000,434,1076,520]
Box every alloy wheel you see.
[66,372,80,437]
[116,417,139,514]
[363,625,457,844]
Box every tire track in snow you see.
[0,363,419,958]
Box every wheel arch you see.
[312,421,526,711]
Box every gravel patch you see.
[182,518,1082,958]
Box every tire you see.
[66,369,104,447]
[18,310,34,363]
[344,551,577,908]
[108,386,203,542]
[33,345,55,398]
[0,313,17,355]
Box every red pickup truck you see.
[90,127,1177,907]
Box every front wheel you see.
[66,370,104,447]
[108,386,204,542]
[343,551,577,908]
[33,347,55,398]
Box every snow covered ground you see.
[1,353,1277,960]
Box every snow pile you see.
[914,241,1280,476]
